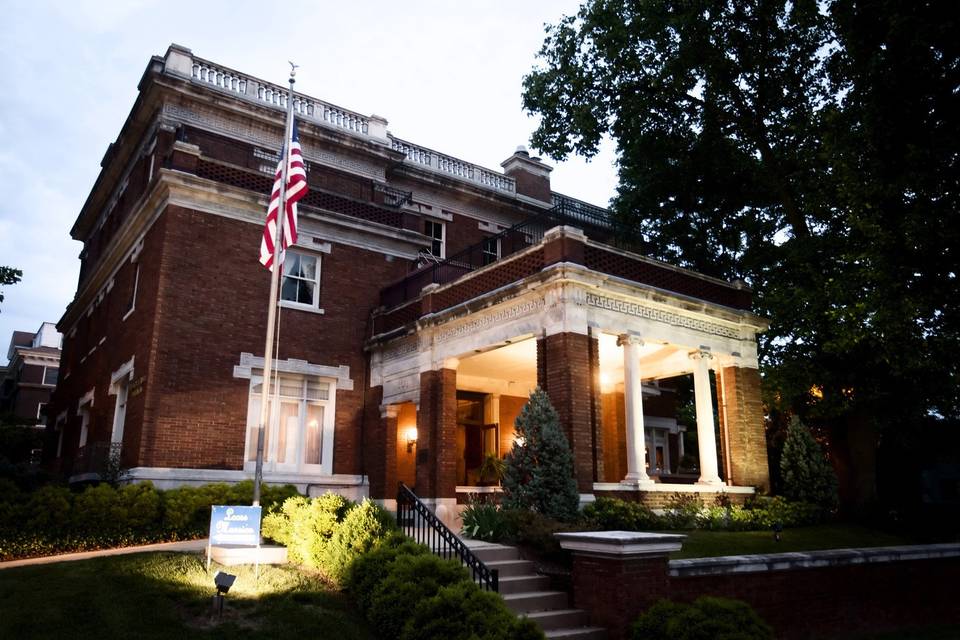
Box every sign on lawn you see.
[209,505,262,546]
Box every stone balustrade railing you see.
[167,47,516,196]
[389,136,516,194]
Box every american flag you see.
[259,122,308,269]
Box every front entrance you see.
[456,391,498,485]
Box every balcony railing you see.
[388,137,516,194]
[380,196,619,309]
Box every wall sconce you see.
[405,427,418,453]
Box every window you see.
[124,264,139,320]
[244,373,335,475]
[112,378,129,444]
[43,367,59,386]
[280,252,321,309]
[424,219,445,258]
[36,402,47,420]
[481,236,500,266]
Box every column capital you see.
[441,357,460,371]
[380,404,400,419]
[689,348,713,362]
[617,333,644,348]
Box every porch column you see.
[691,350,723,485]
[619,334,651,485]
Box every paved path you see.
[0,538,208,570]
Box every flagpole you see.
[253,64,298,507]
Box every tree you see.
[780,417,839,511]
[522,1,959,510]
[501,388,580,521]
[0,266,21,311]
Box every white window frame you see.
[109,357,135,446]
[42,366,59,386]
[77,389,95,449]
[279,250,324,314]
[481,236,501,265]
[36,402,47,420]
[424,219,445,259]
[123,264,140,321]
[243,373,336,476]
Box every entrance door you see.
[457,391,499,485]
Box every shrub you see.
[344,531,429,615]
[460,500,508,541]
[368,553,470,639]
[662,492,703,529]
[24,485,72,536]
[262,493,353,567]
[500,508,593,558]
[631,596,773,640]
[320,499,397,583]
[400,580,546,640]
[502,388,579,522]
[582,497,661,531]
[780,417,839,512]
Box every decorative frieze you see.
[432,298,545,344]
[584,292,739,339]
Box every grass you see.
[0,552,372,640]
[670,523,913,559]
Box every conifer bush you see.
[780,417,839,512]
[631,596,773,640]
[501,387,580,521]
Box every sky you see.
[0,0,619,364]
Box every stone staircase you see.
[470,543,606,640]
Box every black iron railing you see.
[396,483,499,592]
[72,441,121,475]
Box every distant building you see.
[1,322,62,425]
[49,45,769,520]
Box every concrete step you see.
[524,609,589,631]
[544,627,607,639]
[503,590,569,614]
[486,559,536,577]
[498,574,552,595]
[470,544,521,563]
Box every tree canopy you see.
[0,266,21,311]
[523,0,959,506]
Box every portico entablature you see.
[371,264,767,405]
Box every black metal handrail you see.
[396,482,499,592]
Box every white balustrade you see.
[185,54,514,194]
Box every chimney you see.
[501,146,553,203]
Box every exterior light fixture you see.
[213,571,236,618]
[405,427,418,453]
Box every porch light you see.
[405,427,418,453]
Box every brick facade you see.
[537,332,598,492]
[717,366,770,491]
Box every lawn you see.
[0,552,372,640]
[670,524,913,559]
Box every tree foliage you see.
[0,266,21,310]
[780,417,839,511]
[501,388,580,521]
[523,1,960,507]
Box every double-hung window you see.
[424,219,445,259]
[280,252,321,310]
[245,373,335,475]
[481,236,500,266]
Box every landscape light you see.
[213,571,237,618]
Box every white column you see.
[691,350,724,485]
[619,334,652,485]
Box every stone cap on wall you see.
[668,542,960,577]
[555,530,687,557]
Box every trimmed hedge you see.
[346,540,546,640]
[0,480,298,561]
[631,596,774,640]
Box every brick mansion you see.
[48,44,770,523]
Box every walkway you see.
[0,538,208,570]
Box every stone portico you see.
[368,226,769,522]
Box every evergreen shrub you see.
[400,580,545,640]
[501,387,579,521]
[780,417,839,512]
[320,499,397,584]
[631,596,773,640]
[344,531,429,615]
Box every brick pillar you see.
[367,403,398,500]
[416,367,458,499]
[717,366,769,491]
[557,531,684,640]
[537,332,598,492]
